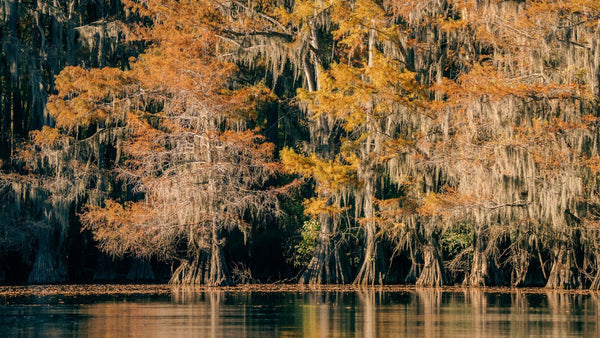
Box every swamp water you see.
[0,285,598,337]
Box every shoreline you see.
[1,283,599,297]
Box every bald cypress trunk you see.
[353,229,387,285]
[405,244,422,284]
[511,247,530,287]
[28,228,67,284]
[354,179,387,285]
[463,226,495,286]
[590,260,600,290]
[464,244,488,287]
[126,258,155,281]
[170,254,208,285]
[300,213,349,284]
[208,223,230,286]
[416,238,447,287]
[546,246,581,289]
[170,224,231,286]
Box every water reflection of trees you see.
[545,291,600,337]
[73,288,600,337]
[464,288,487,338]
[358,288,377,338]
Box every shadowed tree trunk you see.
[94,253,118,281]
[511,247,530,287]
[28,227,67,283]
[405,245,422,284]
[300,213,349,284]
[126,258,155,281]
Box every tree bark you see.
[170,225,231,285]
[590,262,600,290]
[170,254,208,285]
[416,241,447,287]
[300,213,349,284]
[126,258,155,281]
[511,247,530,286]
[353,232,387,285]
[208,223,231,286]
[28,227,67,284]
[546,246,581,289]
[464,245,488,286]
[463,227,489,286]
[354,180,387,285]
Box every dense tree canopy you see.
[2,0,600,289]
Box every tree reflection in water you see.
[1,286,599,337]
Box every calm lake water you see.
[0,285,598,337]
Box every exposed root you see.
[170,247,232,286]
[590,270,600,291]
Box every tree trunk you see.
[170,225,231,286]
[354,180,387,285]
[208,224,230,286]
[590,269,600,291]
[28,228,66,284]
[266,100,278,150]
[353,235,387,285]
[546,246,581,289]
[416,242,447,287]
[170,254,208,285]
[590,255,600,290]
[464,246,488,287]
[126,258,155,281]
[300,213,349,284]
[93,252,118,281]
[368,23,375,68]
[463,228,489,286]
[511,247,530,286]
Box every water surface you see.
[0,285,598,337]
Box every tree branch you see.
[485,200,529,210]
